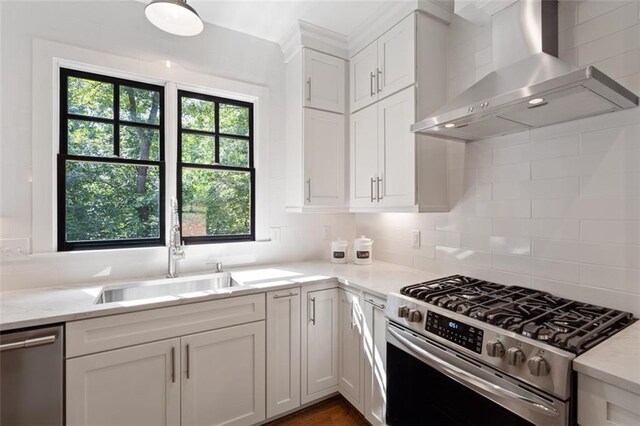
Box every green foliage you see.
[68,77,113,118]
[181,97,215,131]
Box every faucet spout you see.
[167,198,185,278]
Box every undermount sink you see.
[94,272,235,304]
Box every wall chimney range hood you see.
[411,0,639,142]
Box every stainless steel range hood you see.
[411,0,639,142]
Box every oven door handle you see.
[388,327,560,417]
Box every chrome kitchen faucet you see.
[167,198,185,278]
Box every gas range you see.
[385,275,636,401]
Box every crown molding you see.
[280,20,349,63]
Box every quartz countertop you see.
[573,321,640,395]
[0,260,441,332]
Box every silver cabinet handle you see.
[370,177,375,203]
[273,292,298,299]
[365,299,385,310]
[376,176,382,201]
[306,179,311,203]
[306,77,311,101]
[171,347,176,383]
[186,344,190,379]
[377,68,382,93]
[0,334,56,352]
[310,296,316,325]
[370,72,375,96]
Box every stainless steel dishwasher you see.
[0,324,64,425]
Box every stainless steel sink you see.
[94,272,233,304]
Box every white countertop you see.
[573,321,640,395]
[0,260,441,332]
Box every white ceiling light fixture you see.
[145,0,204,37]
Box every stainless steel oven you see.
[386,323,570,426]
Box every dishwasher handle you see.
[0,335,57,352]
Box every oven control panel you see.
[425,311,484,354]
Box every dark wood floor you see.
[265,396,369,426]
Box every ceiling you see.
[141,0,390,43]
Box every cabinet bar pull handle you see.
[370,177,375,203]
[370,72,375,96]
[377,176,382,201]
[273,292,298,299]
[306,78,311,101]
[171,347,176,383]
[377,68,382,93]
[306,179,311,203]
[310,297,316,325]
[0,335,56,352]
[186,344,190,379]
[365,299,386,310]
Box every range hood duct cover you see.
[411,0,639,142]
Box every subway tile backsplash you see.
[356,0,640,315]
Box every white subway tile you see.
[580,173,640,197]
[558,0,578,29]
[459,265,532,288]
[532,150,639,179]
[532,198,640,220]
[413,255,461,276]
[577,24,639,66]
[493,218,580,240]
[435,246,492,268]
[435,216,493,234]
[462,233,491,251]
[476,200,531,218]
[421,229,462,248]
[492,177,580,200]
[477,131,529,149]
[581,220,640,244]
[593,49,640,80]
[489,236,531,255]
[577,0,632,24]
[618,72,640,95]
[476,183,493,200]
[493,253,580,283]
[580,264,640,293]
[571,1,638,47]
[531,120,580,141]
[532,239,640,269]
[479,162,531,183]
[580,124,639,154]
[493,135,579,165]
[579,106,639,133]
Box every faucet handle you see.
[206,261,223,273]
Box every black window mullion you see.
[114,83,120,157]
[214,101,220,164]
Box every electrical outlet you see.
[323,225,332,240]
[270,227,281,242]
[411,230,421,248]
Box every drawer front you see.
[67,294,265,358]
[578,373,640,426]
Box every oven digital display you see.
[425,311,484,354]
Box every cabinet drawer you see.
[578,373,640,426]
[67,293,265,357]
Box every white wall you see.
[356,0,640,316]
[0,1,354,291]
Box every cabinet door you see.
[350,42,378,112]
[181,322,266,426]
[66,338,180,426]
[377,86,416,208]
[350,103,379,208]
[363,296,387,426]
[338,289,363,410]
[266,289,301,418]
[304,49,345,113]
[305,288,339,399]
[377,13,416,99]
[304,109,345,207]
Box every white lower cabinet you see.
[266,289,301,418]
[578,373,640,426]
[362,294,387,426]
[301,285,340,404]
[181,322,266,426]
[66,338,181,426]
[338,289,364,411]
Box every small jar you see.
[331,239,348,264]
[353,236,373,265]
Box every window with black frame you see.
[177,90,255,243]
[58,68,165,251]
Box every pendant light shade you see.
[145,0,203,37]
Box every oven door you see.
[386,323,570,426]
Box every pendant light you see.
[145,0,204,37]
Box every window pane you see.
[219,104,249,136]
[120,125,160,161]
[181,168,251,237]
[220,137,249,167]
[120,86,160,125]
[65,161,161,242]
[181,133,215,164]
[181,97,215,132]
[68,119,114,157]
[68,76,113,118]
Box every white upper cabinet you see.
[304,49,346,114]
[350,102,379,209]
[303,109,345,207]
[349,14,416,114]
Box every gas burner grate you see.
[400,275,636,354]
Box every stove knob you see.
[397,306,410,318]
[408,309,422,323]
[485,340,505,357]
[527,356,551,376]
[506,347,526,366]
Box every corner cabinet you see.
[349,11,450,213]
[286,48,348,212]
